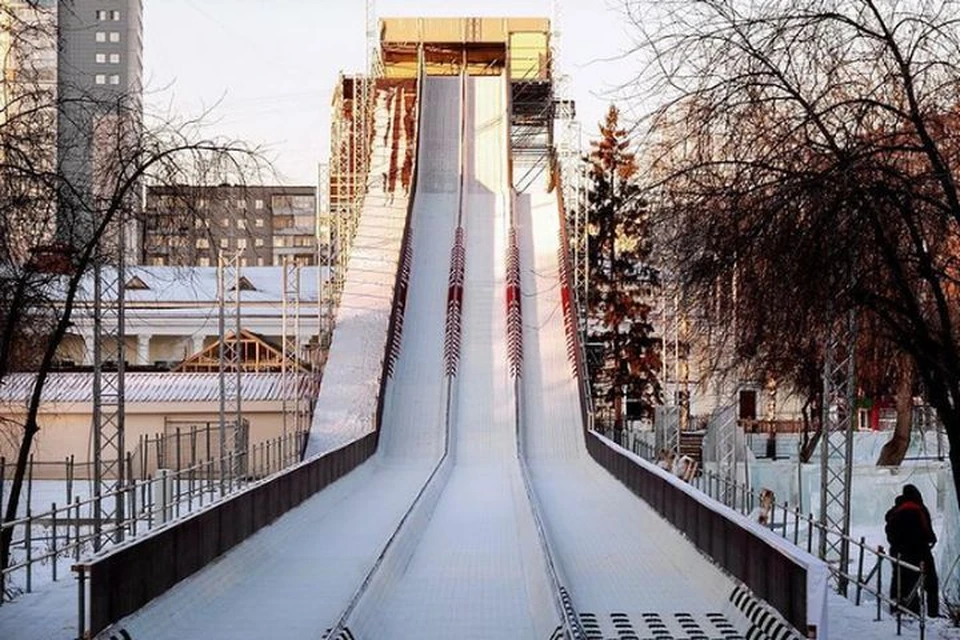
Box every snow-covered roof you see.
[0,372,291,404]
[50,266,327,306]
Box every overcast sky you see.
[143,0,639,185]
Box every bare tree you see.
[0,7,267,575]
[623,0,960,505]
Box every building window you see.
[257,257,265,266]
[254,199,264,210]
[254,218,264,227]
[220,238,229,248]
[254,238,264,247]
[95,74,106,85]
[95,53,106,63]
[237,199,247,209]
[199,257,211,267]
[240,258,248,267]
[196,238,210,249]
[109,32,120,43]
[108,74,120,85]
[111,10,121,20]
[219,218,229,228]
[95,31,106,42]
[109,53,120,64]
[96,10,108,20]
[197,198,206,209]
[237,238,247,249]
[237,219,246,229]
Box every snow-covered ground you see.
[2,71,958,639]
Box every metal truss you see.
[217,250,244,493]
[819,308,857,592]
[91,214,126,550]
[712,401,739,505]
[281,260,304,464]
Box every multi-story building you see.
[144,185,320,267]
[0,1,58,263]
[56,0,143,253]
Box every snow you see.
[3,71,955,640]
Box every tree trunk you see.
[877,356,914,466]
[1,263,89,573]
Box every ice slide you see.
[105,72,764,640]
[109,76,464,639]
[515,163,755,638]
[328,73,564,639]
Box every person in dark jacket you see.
[885,484,939,617]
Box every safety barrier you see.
[75,432,377,638]
[586,430,828,638]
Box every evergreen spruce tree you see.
[585,105,661,428]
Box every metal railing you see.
[0,428,307,605]
[76,430,377,638]
[605,428,932,638]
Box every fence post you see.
[919,562,926,640]
[896,553,902,635]
[855,537,866,605]
[73,497,81,562]
[876,547,884,621]
[51,502,58,582]
[76,564,86,640]
[130,476,138,538]
[25,506,32,593]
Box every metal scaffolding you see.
[819,308,857,591]
[327,68,378,311]
[317,161,335,349]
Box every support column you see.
[81,332,95,366]
[136,334,152,366]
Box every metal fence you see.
[0,427,307,606]
[607,428,933,639]
[75,431,377,638]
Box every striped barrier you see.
[506,226,524,378]
[730,585,803,640]
[443,226,465,377]
[556,236,578,373]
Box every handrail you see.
[606,427,935,636]
[322,59,461,640]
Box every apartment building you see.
[56,0,143,252]
[144,185,319,267]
